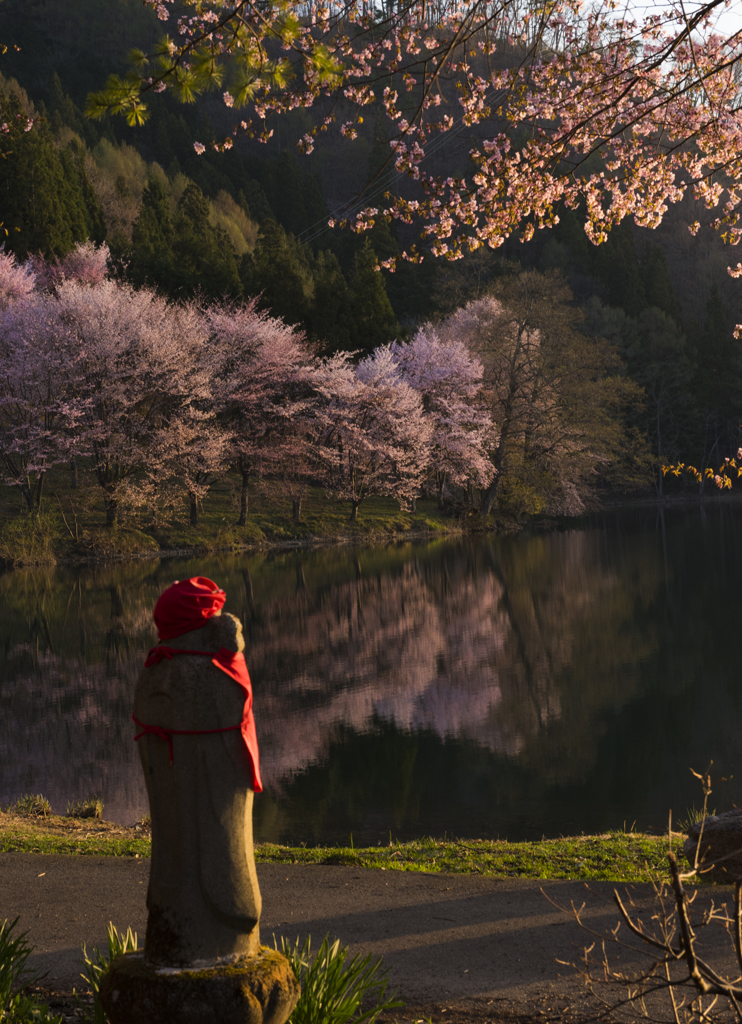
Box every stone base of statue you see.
[99,947,300,1024]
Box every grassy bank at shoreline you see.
[2,461,731,569]
[0,468,471,568]
[0,810,688,884]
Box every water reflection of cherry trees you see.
[0,564,161,820]
[249,530,660,793]
[7,518,731,839]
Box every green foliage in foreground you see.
[276,934,403,1024]
[7,796,51,819]
[0,815,687,883]
[0,913,400,1024]
[0,918,63,1023]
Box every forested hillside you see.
[0,0,739,517]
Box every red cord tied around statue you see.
[133,577,262,792]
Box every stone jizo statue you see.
[100,576,298,1024]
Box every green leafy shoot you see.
[169,68,201,104]
[270,57,293,90]
[153,35,179,63]
[308,45,343,88]
[276,934,403,1024]
[232,69,261,106]
[0,918,36,1013]
[276,12,301,46]
[2,994,64,1022]
[85,74,148,126]
[80,923,138,1024]
[8,795,51,818]
[65,797,104,821]
[186,49,225,91]
[0,918,64,1023]
[127,47,149,70]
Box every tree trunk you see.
[20,474,45,512]
[18,481,34,512]
[480,364,518,520]
[237,469,250,526]
[437,472,446,511]
[189,492,199,527]
[292,499,301,523]
[350,500,360,522]
[70,459,78,490]
[480,475,501,518]
[105,495,118,528]
[656,397,664,500]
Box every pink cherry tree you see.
[310,346,432,521]
[143,408,232,528]
[390,331,495,509]
[21,243,113,493]
[206,299,317,525]
[0,291,84,511]
[27,241,111,293]
[0,249,37,311]
[145,306,232,529]
[54,280,214,527]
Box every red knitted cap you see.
[153,577,226,640]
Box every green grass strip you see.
[0,826,151,859]
[0,817,687,883]
[255,834,687,883]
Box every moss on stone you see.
[100,947,299,1024]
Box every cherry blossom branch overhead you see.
[86,0,742,266]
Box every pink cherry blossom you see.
[0,249,36,311]
[205,299,315,525]
[390,331,495,507]
[310,347,432,519]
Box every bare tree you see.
[550,766,742,1024]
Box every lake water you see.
[2,504,741,845]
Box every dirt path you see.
[1,852,733,1022]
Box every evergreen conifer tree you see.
[263,151,307,237]
[245,219,313,325]
[259,151,327,237]
[309,250,356,352]
[238,182,273,224]
[129,174,176,288]
[349,239,397,352]
[168,181,242,299]
[48,72,99,148]
[0,95,100,257]
[692,283,742,463]
[68,143,106,243]
[366,107,393,190]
